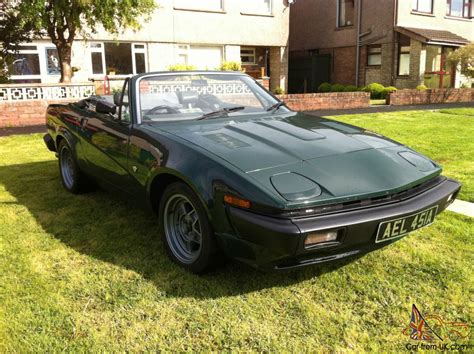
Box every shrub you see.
[167,64,197,71]
[219,61,243,71]
[343,85,359,92]
[363,82,386,99]
[381,86,397,99]
[273,87,285,95]
[330,83,345,92]
[447,42,474,79]
[416,85,428,91]
[318,82,331,92]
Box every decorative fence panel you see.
[0,83,96,101]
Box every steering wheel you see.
[144,105,180,119]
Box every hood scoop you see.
[256,120,326,141]
[399,151,437,172]
[270,172,322,201]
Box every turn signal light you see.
[224,195,251,209]
[305,230,339,247]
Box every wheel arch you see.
[55,129,76,153]
[148,171,212,219]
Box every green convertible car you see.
[44,71,461,273]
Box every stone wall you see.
[388,89,474,105]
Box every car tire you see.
[159,182,220,273]
[58,139,90,194]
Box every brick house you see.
[2,0,290,92]
[288,0,474,93]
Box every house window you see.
[367,45,382,66]
[177,45,190,65]
[338,0,355,27]
[132,44,147,74]
[176,45,223,69]
[45,47,60,75]
[446,0,472,17]
[90,42,147,75]
[398,43,411,76]
[90,43,105,75]
[241,48,256,64]
[104,43,133,75]
[190,46,223,69]
[242,0,272,14]
[174,0,224,11]
[9,45,41,83]
[412,0,433,13]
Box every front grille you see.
[278,176,446,219]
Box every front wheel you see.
[159,182,220,273]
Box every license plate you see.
[375,206,438,243]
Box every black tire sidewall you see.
[159,182,216,273]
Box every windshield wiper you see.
[198,106,246,120]
[266,101,286,113]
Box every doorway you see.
[424,46,455,88]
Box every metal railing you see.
[0,83,96,101]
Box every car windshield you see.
[137,73,284,122]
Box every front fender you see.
[139,129,285,234]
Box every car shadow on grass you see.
[0,160,365,299]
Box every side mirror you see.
[96,99,116,115]
[113,91,122,106]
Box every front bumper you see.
[219,178,461,270]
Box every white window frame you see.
[9,45,42,82]
[91,42,148,76]
[44,46,61,76]
[90,42,106,76]
[189,45,224,70]
[241,47,256,65]
[336,0,355,28]
[177,44,190,65]
[132,43,148,74]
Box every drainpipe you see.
[355,0,362,86]
[392,0,399,86]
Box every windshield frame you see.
[132,71,284,124]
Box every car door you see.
[81,80,134,193]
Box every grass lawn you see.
[0,109,473,351]
[329,108,474,202]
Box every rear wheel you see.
[159,182,219,273]
[58,140,89,194]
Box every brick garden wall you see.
[0,92,371,127]
[0,100,75,127]
[277,92,370,111]
[388,89,474,106]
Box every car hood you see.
[154,112,441,205]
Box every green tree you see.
[448,42,474,79]
[0,0,157,83]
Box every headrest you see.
[177,91,199,106]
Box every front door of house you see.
[424,46,455,88]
